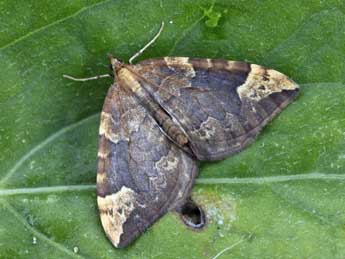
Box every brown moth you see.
[64,22,299,248]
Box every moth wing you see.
[97,83,197,248]
[133,57,299,160]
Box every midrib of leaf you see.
[197,173,345,184]
[1,172,345,197]
[0,0,112,51]
[0,185,95,197]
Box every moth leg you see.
[175,198,206,229]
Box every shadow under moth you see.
[64,22,299,248]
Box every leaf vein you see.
[0,185,95,197]
[0,200,87,259]
[0,0,112,51]
[168,15,205,55]
[0,113,100,187]
[197,173,345,185]
[1,173,344,197]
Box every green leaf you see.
[1,0,344,258]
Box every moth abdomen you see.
[153,109,189,146]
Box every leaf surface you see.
[1,0,344,258]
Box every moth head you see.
[108,55,125,75]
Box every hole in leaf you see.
[179,199,206,229]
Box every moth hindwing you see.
[96,56,299,248]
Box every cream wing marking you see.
[98,186,137,247]
[237,64,299,101]
[164,57,196,78]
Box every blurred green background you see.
[0,0,344,258]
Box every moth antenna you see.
[63,74,111,82]
[129,21,165,64]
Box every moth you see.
[64,22,299,248]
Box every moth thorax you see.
[117,67,141,92]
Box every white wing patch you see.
[237,64,299,101]
[97,186,137,247]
